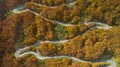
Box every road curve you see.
[13,2,115,67]
[13,7,112,29]
[15,46,86,62]
[15,42,116,67]
[14,24,115,67]
[13,8,75,26]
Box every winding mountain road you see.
[15,40,116,67]
[12,1,115,67]
[13,5,112,29]
[13,8,75,26]
[13,7,112,29]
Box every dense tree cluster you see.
[36,0,120,25]
[23,0,120,25]
[0,0,120,67]
[104,26,120,62]
[25,2,43,12]
[13,11,90,47]
[37,26,120,61]
[38,29,108,60]
[40,4,82,24]
[75,0,120,25]
[39,43,57,56]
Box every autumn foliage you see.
[0,0,120,67]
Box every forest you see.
[0,0,120,67]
